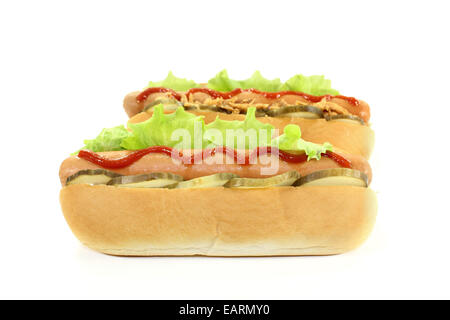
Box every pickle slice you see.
[293,168,368,187]
[143,98,183,112]
[324,114,365,125]
[66,169,122,186]
[107,172,183,188]
[176,173,239,189]
[254,109,269,117]
[268,105,324,119]
[224,171,301,189]
[196,105,231,113]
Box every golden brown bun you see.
[60,184,377,256]
[129,111,375,159]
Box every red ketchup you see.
[136,88,182,103]
[77,146,352,169]
[136,87,359,106]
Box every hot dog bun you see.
[60,184,377,256]
[129,111,375,159]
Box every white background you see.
[1,0,449,299]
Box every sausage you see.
[123,91,168,118]
[123,90,370,123]
[59,150,372,186]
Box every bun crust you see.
[129,111,375,159]
[60,184,377,256]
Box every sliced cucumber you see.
[196,105,231,113]
[176,173,239,189]
[324,114,365,125]
[143,98,182,112]
[66,169,122,186]
[293,168,368,187]
[267,105,323,119]
[224,171,301,189]
[107,172,183,188]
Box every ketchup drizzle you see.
[77,146,352,169]
[136,87,359,106]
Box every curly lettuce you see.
[146,71,199,91]
[143,70,340,95]
[282,74,340,96]
[76,107,333,161]
[272,124,333,160]
[78,125,130,153]
[207,70,283,92]
[205,107,275,149]
[120,105,205,150]
[207,69,339,95]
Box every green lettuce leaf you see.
[76,106,334,163]
[207,70,283,92]
[281,74,340,95]
[120,104,205,150]
[144,70,339,95]
[206,69,241,92]
[207,70,339,95]
[205,107,274,149]
[272,124,333,160]
[238,71,283,92]
[146,71,199,91]
[79,125,131,153]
